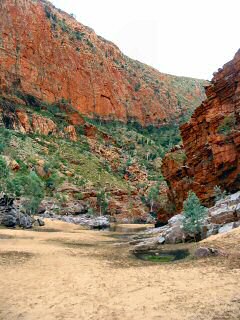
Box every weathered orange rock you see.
[0,98,79,141]
[162,50,240,212]
[64,125,77,142]
[0,0,206,126]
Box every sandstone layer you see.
[162,50,240,212]
[0,0,206,126]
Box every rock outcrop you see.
[0,97,79,141]
[162,50,240,212]
[131,191,240,252]
[0,194,33,228]
[0,0,206,126]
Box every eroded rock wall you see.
[0,0,206,126]
[162,50,240,212]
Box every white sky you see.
[50,0,240,80]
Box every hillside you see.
[0,0,206,126]
[0,0,209,222]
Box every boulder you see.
[2,214,17,228]
[0,194,34,229]
[209,192,240,224]
[218,222,235,234]
[158,236,165,244]
[34,218,45,227]
[131,239,159,253]
[61,201,88,215]
[165,225,186,244]
[194,247,212,258]
[168,214,183,227]
[194,247,226,258]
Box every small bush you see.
[213,185,227,202]
[134,82,141,92]
[217,114,236,135]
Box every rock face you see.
[0,0,206,126]
[0,194,33,228]
[162,50,240,212]
[208,191,240,224]
[0,98,79,141]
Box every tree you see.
[96,189,109,216]
[0,156,44,215]
[147,184,160,213]
[0,157,13,204]
[21,172,44,214]
[182,191,207,240]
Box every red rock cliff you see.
[162,50,240,212]
[0,0,206,126]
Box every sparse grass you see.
[217,114,236,135]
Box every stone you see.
[168,214,183,227]
[2,214,17,228]
[131,240,159,253]
[208,191,240,224]
[0,194,34,229]
[194,247,212,258]
[206,225,219,238]
[64,125,78,142]
[158,236,165,244]
[218,222,235,234]
[165,225,186,244]
[36,218,45,227]
[194,247,226,258]
[162,50,240,213]
[17,213,33,229]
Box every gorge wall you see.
[0,0,206,126]
[162,49,240,212]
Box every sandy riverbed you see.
[0,219,239,320]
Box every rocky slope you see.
[162,49,240,213]
[0,0,206,126]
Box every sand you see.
[0,219,239,320]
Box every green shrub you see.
[217,114,236,135]
[182,191,207,239]
[97,189,109,216]
[134,82,141,92]
[74,30,85,41]
[213,185,227,202]
[169,150,187,164]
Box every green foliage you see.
[0,156,44,214]
[182,191,207,237]
[169,150,187,164]
[87,207,95,216]
[56,192,68,204]
[147,184,160,212]
[0,127,12,150]
[96,189,109,216]
[217,114,236,135]
[45,172,63,191]
[15,172,44,214]
[0,157,12,198]
[213,185,227,202]
[86,39,94,49]
[134,82,141,92]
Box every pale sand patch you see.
[0,219,239,320]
